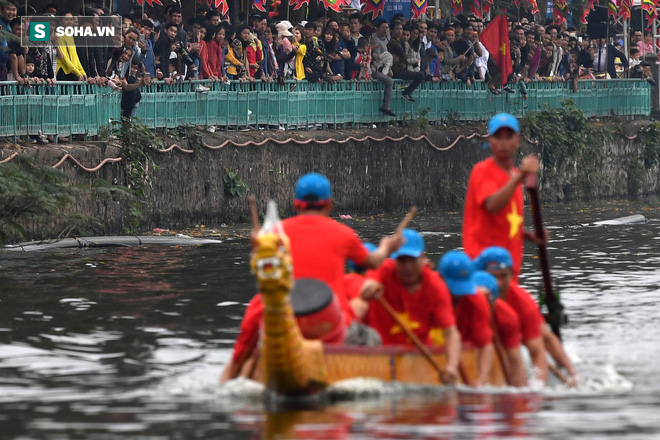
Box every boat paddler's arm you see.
[506,347,529,387]
[483,155,539,213]
[363,234,405,269]
[542,324,578,385]
[219,358,237,383]
[474,344,494,387]
[525,335,549,384]
[442,325,461,385]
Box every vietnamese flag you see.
[480,15,512,87]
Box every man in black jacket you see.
[154,22,180,80]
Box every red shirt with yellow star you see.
[462,156,525,276]
[363,259,456,347]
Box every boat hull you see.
[250,344,506,388]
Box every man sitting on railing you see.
[388,21,424,103]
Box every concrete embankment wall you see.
[2,124,658,235]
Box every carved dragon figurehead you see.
[250,200,294,295]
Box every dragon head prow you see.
[250,200,293,293]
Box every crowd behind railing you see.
[1,0,657,143]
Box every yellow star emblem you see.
[500,42,507,56]
[507,202,523,239]
[428,327,445,346]
[390,310,421,335]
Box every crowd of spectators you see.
[1,0,658,129]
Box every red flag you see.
[480,15,512,86]
[254,0,267,12]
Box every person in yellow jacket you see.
[56,12,86,81]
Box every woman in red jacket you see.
[199,25,217,80]
[207,24,227,80]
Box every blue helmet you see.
[390,229,425,259]
[488,113,520,135]
[439,250,476,296]
[294,173,332,202]
[472,270,499,299]
[474,246,513,271]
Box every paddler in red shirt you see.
[473,270,528,387]
[359,229,462,385]
[462,112,546,279]
[439,250,494,387]
[221,173,403,382]
[475,246,578,386]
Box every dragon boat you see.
[247,201,507,396]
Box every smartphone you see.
[139,33,146,43]
[578,37,582,42]
[282,37,292,52]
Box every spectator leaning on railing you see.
[299,22,325,83]
[7,17,27,84]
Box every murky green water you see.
[1,198,659,439]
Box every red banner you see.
[411,0,428,18]
[619,0,632,20]
[451,0,462,16]
[321,0,346,12]
[524,0,539,15]
[293,0,309,10]
[364,0,386,17]
[608,0,618,19]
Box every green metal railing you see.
[0,79,651,139]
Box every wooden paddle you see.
[524,174,564,340]
[488,302,513,386]
[394,206,418,235]
[249,195,260,231]
[549,362,570,385]
[376,296,448,384]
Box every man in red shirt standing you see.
[462,112,544,278]
[359,229,461,385]
[475,246,578,386]
[439,250,494,387]
[221,173,403,382]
